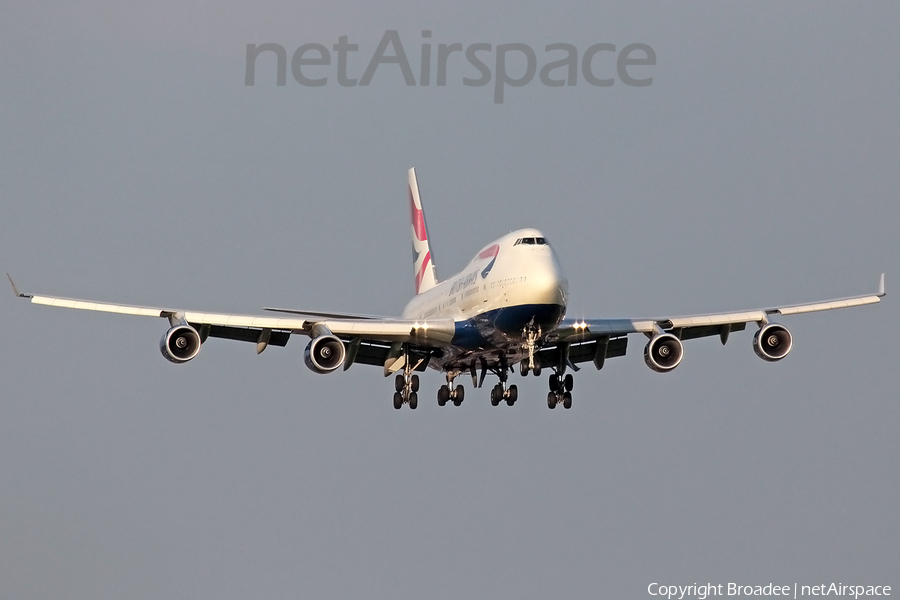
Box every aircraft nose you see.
[527,255,568,306]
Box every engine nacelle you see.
[753,323,792,362]
[160,324,202,364]
[304,335,346,374]
[644,333,684,373]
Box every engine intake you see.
[644,333,684,373]
[753,323,792,362]
[304,335,346,374]
[160,324,202,364]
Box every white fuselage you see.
[401,229,569,348]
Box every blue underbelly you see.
[451,303,565,350]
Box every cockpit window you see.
[514,237,548,246]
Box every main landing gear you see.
[547,373,574,409]
[490,382,518,407]
[437,373,465,407]
[393,364,420,410]
[488,361,518,407]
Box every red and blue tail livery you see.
[408,168,438,295]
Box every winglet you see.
[878,273,885,297]
[6,273,31,299]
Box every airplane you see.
[8,168,886,410]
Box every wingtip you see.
[878,273,885,297]
[6,273,30,299]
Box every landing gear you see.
[489,374,518,407]
[490,384,502,406]
[548,371,574,409]
[392,355,421,409]
[518,360,542,377]
[520,322,542,376]
[506,384,518,406]
[437,374,465,407]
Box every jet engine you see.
[160,324,202,364]
[753,323,792,362]
[644,332,684,373]
[304,334,346,374]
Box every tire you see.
[409,392,418,410]
[506,384,518,406]
[411,374,420,393]
[395,374,404,392]
[520,362,528,377]
[564,374,574,392]
[393,392,403,410]
[549,374,559,392]
[454,385,465,404]
[533,365,542,376]
[547,392,557,409]
[490,385,501,406]
[437,384,450,406]
[562,391,572,409]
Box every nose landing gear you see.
[519,323,542,376]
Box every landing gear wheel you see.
[506,384,518,406]
[411,374,420,393]
[393,392,403,410]
[453,385,465,406]
[519,361,529,377]
[533,365,541,376]
[409,392,418,410]
[563,374,574,392]
[549,374,560,392]
[490,384,502,406]
[562,391,572,409]
[395,374,404,392]
[547,392,557,409]
[437,385,450,406]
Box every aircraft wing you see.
[543,274,885,370]
[8,276,455,372]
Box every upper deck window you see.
[514,237,548,246]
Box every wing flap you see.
[537,337,628,369]
[196,324,291,347]
[678,322,746,341]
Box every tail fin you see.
[408,168,438,295]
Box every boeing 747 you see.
[9,168,885,409]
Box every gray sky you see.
[1,2,898,599]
